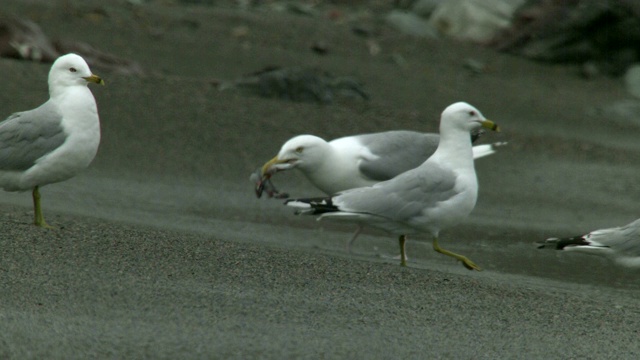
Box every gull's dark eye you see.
[468,110,476,116]
[295,146,304,153]
[69,67,77,73]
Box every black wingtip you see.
[539,236,590,250]
[284,197,339,214]
[284,197,332,205]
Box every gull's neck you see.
[49,82,67,100]
[50,82,88,100]
[48,83,100,138]
[431,126,475,171]
[301,144,358,195]
[49,83,97,112]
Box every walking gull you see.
[0,53,104,227]
[285,102,499,270]
[253,123,504,255]
[538,218,640,268]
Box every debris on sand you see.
[219,66,369,104]
[0,16,58,62]
[0,15,143,75]
[54,39,144,76]
[491,0,640,75]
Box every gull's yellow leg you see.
[432,237,480,271]
[32,186,53,228]
[399,235,408,267]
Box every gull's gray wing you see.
[355,131,440,182]
[334,161,458,221]
[0,101,67,171]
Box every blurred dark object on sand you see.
[219,66,369,104]
[491,0,640,75]
[0,15,143,75]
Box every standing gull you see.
[538,218,640,268]
[285,102,499,270]
[0,53,104,227]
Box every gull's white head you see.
[441,102,499,133]
[262,135,330,175]
[48,53,104,93]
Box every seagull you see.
[538,218,640,268]
[255,126,504,254]
[285,102,499,270]
[259,131,500,197]
[0,53,104,227]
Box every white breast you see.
[21,87,101,189]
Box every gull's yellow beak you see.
[261,155,286,176]
[481,119,500,132]
[84,74,105,85]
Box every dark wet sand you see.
[1,0,640,358]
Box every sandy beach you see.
[1,1,639,358]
